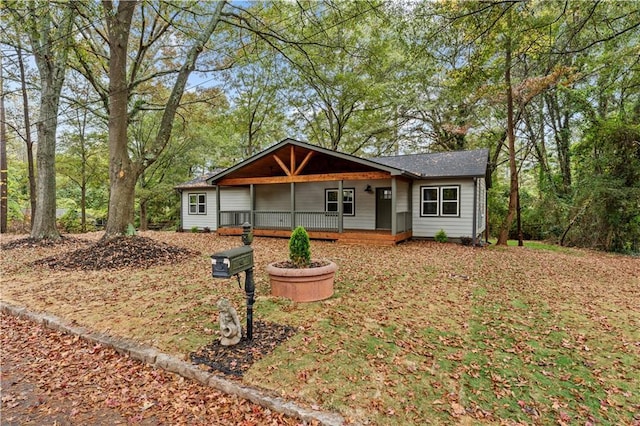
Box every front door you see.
[376,187,392,229]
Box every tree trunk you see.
[139,198,148,231]
[28,3,74,240]
[17,46,36,228]
[103,0,138,239]
[0,54,7,234]
[497,15,519,246]
[102,1,225,238]
[80,178,87,232]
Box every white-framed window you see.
[188,193,206,215]
[421,187,439,216]
[325,188,355,216]
[420,186,460,217]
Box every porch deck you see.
[217,227,412,245]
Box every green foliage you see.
[568,118,640,253]
[126,223,137,236]
[190,226,199,233]
[58,209,82,233]
[289,226,311,267]
[434,229,448,243]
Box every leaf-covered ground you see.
[29,235,197,270]
[1,231,639,424]
[0,313,299,425]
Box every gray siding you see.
[219,187,251,211]
[255,184,291,210]
[181,188,217,230]
[412,179,476,238]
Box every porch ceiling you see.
[217,144,390,183]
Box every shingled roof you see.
[175,143,490,189]
[174,169,225,189]
[372,148,490,179]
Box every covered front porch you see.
[216,209,413,245]
[207,140,416,245]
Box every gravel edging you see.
[1,302,346,426]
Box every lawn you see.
[1,231,638,425]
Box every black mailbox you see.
[211,245,254,278]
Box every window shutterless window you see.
[441,186,459,216]
[325,188,355,216]
[420,186,459,217]
[188,193,206,214]
[421,187,439,216]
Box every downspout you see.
[215,184,221,232]
[472,178,478,247]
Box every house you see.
[174,138,490,245]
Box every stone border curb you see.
[1,302,346,426]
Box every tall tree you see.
[25,2,75,238]
[73,1,227,238]
[5,1,76,239]
[15,45,37,228]
[0,52,7,233]
[223,58,287,157]
[496,7,519,246]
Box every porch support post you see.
[338,180,344,233]
[391,177,397,236]
[250,184,255,226]
[290,182,295,230]
[215,185,221,230]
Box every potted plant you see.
[266,226,337,302]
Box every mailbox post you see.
[241,223,255,340]
[210,222,256,340]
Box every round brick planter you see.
[267,261,337,302]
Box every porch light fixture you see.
[364,185,373,193]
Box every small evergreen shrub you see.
[289,226,311,267]
[191,226,199,233]
[434,229,448,243]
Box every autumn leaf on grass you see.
[450,402,466,417]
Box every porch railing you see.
[295,211,339,231]
[219,210,251,227]
[254,211,291,229]
[220,210,409,234]
[219,210,339,232]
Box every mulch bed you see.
[30,236,197,270]
[190,321,297,377]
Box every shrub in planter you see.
[267,226,337,302]
[289,226,311,267]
